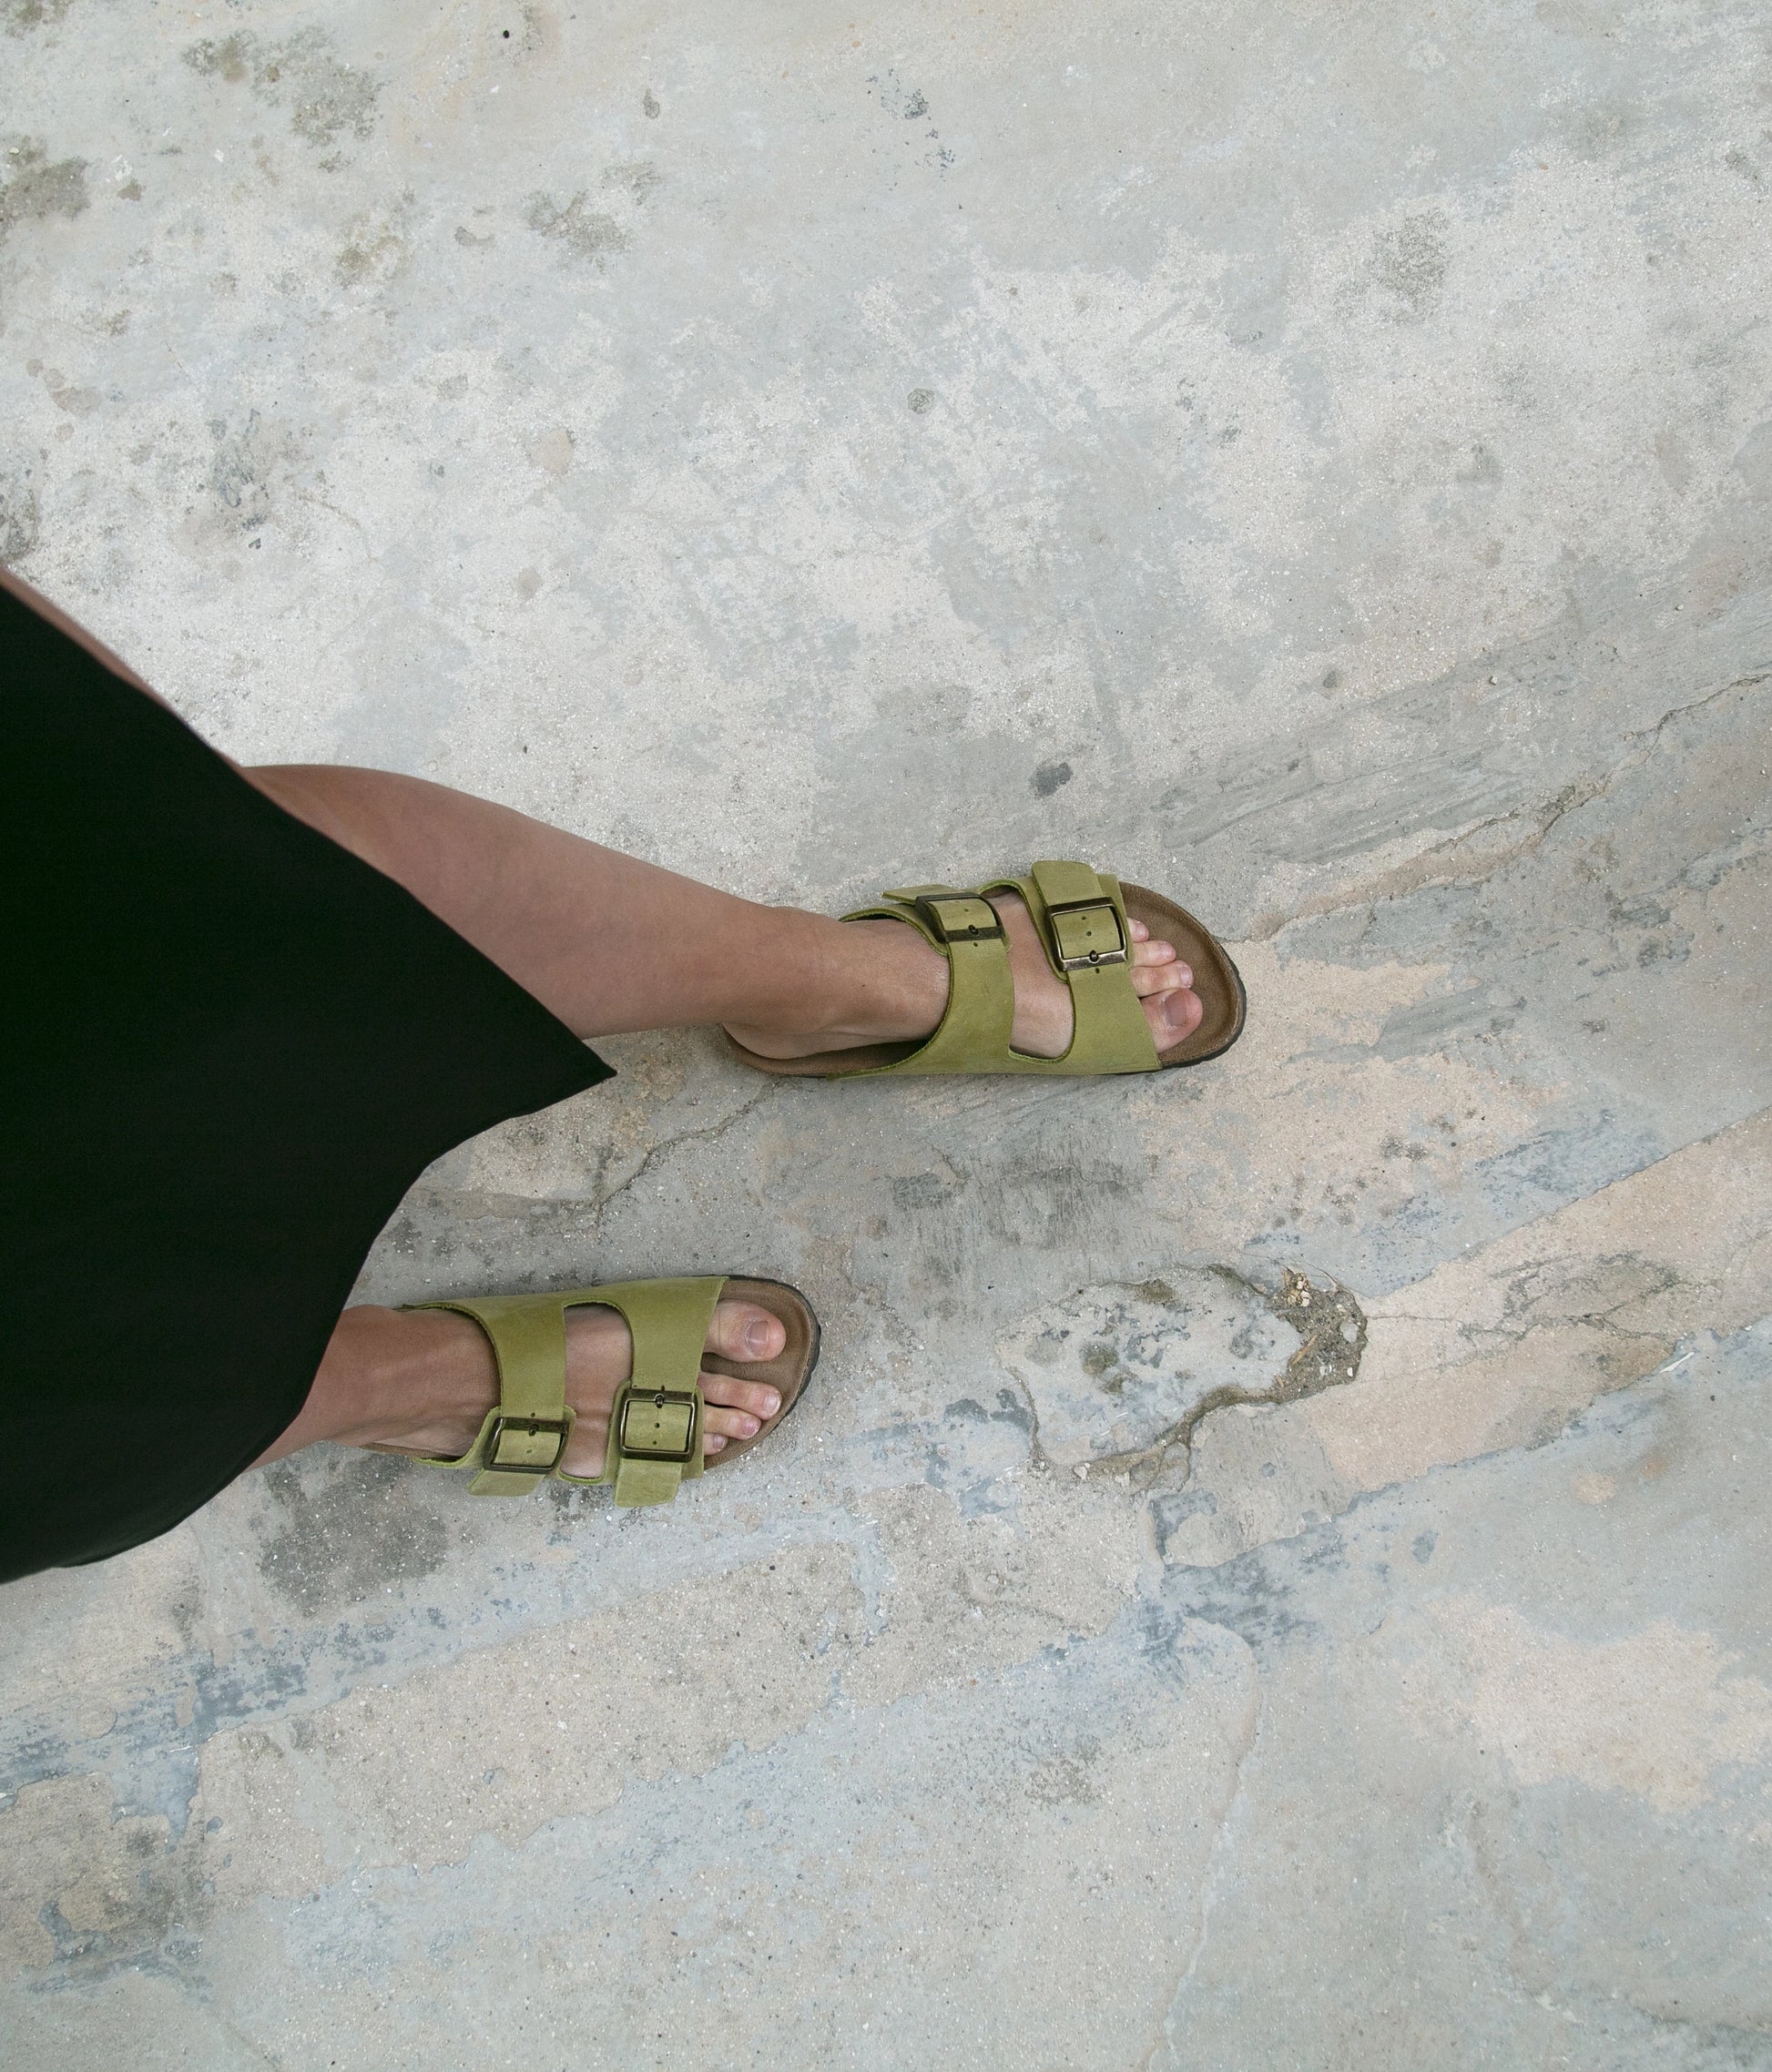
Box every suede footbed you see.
[698,1275,820,1470]
[1121,881,1248,1067]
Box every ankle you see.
[299,1306,496,1455]
[374,1307,498,1450]
[730,909,950,1044]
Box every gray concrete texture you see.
[2,0,1769,2065]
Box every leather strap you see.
[403,1294,574,1495]
[1011,862,1158,1074]
[837,860,1159,1077]
[864,885,1016,1071]
[402,1275,726,1505]
[565,1277,724,1508]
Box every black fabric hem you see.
[1,584,615,1584]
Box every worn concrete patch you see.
[3,0,76,33]
[998,1265,1363,1488]
[0,1773,179,1974]
[183,27,379,149]
[524,188,628,266]
[840,1478,1145,1708]
[0,137,87,239]
[146,1624,1261,2070]
[194,408,304,541]
[1152,1326,1772,2069]
[257,1450,450,1619]
[0,464,40,559]
[1158,1108,1772,1570]
[1311,1108,1772,1491]
[1415,1598,1772,1814]
[195,1539,857,1877]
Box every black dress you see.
[1,586,612,1582]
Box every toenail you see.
[738,1416,759,1437]
[760,1388,780,1414]
[743,1320,775,1356]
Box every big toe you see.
[1151,984,1204,1046]
[705,1299,787,1364]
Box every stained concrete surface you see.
[3,0,1770,2065]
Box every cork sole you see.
[1121,882,1247,1067]
[698,1275,820,1470]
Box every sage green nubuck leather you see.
[400,1277,727,1508]
[845,858,1159,1076]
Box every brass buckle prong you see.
[484,1413,571,1474]
[617,1386,700,1464]
[913,893,1004,945]
[1045,898,1129,971]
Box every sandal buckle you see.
[1046,899,1127,971]
[916,895,1003,945]
[617,1387,699,1463]
[484,1414,571,1474]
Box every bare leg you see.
[242,764,1204,1056]
[239,764,1208,1474]
[2,558,1208,1046]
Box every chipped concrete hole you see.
[996,1265,1367,1494]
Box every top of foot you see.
[361,1299,789,1472]
[727,891,1202,1061]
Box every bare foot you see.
[295,1298,789,1472]
[728,895,1203,1061]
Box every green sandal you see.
[728,858,1246,1079]
[382,1275,819,1508]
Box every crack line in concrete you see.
[1139,1673,1266,2072]
[591,1083,772,1224]
[1241,666,1768,941]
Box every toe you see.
[702,1370,783,1454]
[1133,936,1176,967]
[705,1299,787,1365]
[702,1372,783,1420]
[1150,984,1204,1044]
[703,1397,765,1447]
[1132,958,1193,997]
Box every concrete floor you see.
[3,1,1770,2065]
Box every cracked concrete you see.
[999,1265,1364,1488]
[3,1,1770,2066]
